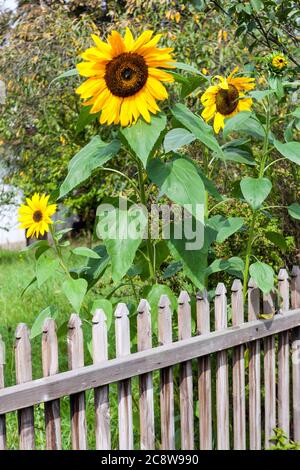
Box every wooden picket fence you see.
[0,267,300,450]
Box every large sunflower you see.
[76,28,175,127]
[18,193,57,238]
[200,67,255,133]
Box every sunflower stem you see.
[49,224,72,280]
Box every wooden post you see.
[15,323,35,450]
[158,294,175,450]
[291,266,300,442]
[92,309,111,450]
[178,291,194,450]
[0,334,6,450]
[263,292,276,449]
[231,280,246,449]
[196,289,212,450]
[278,268,290,439]
[248,278,261,450]
[137,300,155,450]
[42,318,61,450]
[115,303,133,450]
[215,283,229,450]
[68,314,87,450]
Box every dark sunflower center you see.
[104,52,148,98]
[216,84,239,115]
[33,210,43,222]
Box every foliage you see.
[269,428,300,450]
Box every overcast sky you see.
[0,0,17,11]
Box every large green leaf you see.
[206,257,244,277]
[288,203,300,220]
[97,203,148,282]
[76,105,100,134]
[72,247,101,259]
[223,111,252,134]
[208,215,244,243]
[171,104,224,158]
[59,136,120,198]
[265,231,287,251]
[36,254,60,288]
[147,158,205,221]
[120,114,167,168]
[63,278,88,313]
[240,177,272,210]
[163,128,196,153]
[222,149,256,166]
[223,115,271,141]
[78,245,109,289]
[30,306,58,339]
[249,261,274,294]
[274,140,300,165]
[49,68,79,86]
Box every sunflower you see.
[18,193,57,238]
[200,67,255,134]
[76,28,175,127]
[270,53,288,72]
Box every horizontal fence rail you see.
[0,266,300,450]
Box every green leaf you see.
[132,240,169,280]
[147,158,205,221]
[97,203,148,282]
[63,278,88,313]
[91,299,113,331]
[213,217,244,243]
[36,254,60,288]
[206,257,244,277]
[59,136,120,198]
[21,240,49,252]
[120,114,167,168]
[249,261,274,294]
[222,149,256,166]
[78,245,109,289]
[265,231,287,251]
[76,105,100,134]
[163,128,196,153]
[30,306,58,339]
[240,177,272,210]
[54,227,73,241]
[292,108,300,119]
[196,167,223,201]
[49,68,79,86]
[288,203,300,220]
[21,276,37,297]
[274,140,300,165]
[250,0,263,11]
[171,104,224,158]
[173,61,203,75]
[223,111,252,134]
[72,247,101,259]
[223,115,269,141]
[181,75,204,98]
[146,284,177,329]
[163,261,183,279]
[249,90,274,101]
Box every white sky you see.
[0,0,17,11]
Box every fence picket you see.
[92,309,111,450]
[137,300,155,450]
[263,292,276,449]
[42,318,61,450]
[248,278,261,450]
[158,294,175,450]
[278,269,290,439]
[115,303,133,450]
[68,314,87,450]
[231,280,246,449]
[15,323,35,450]
[196,289,212,450]
[215,283,229,450]
[0,334,6,450]
[291,266,300,442]
[178,291,194,450]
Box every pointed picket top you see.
[15,322,29,340]
[42,317,56,335]
[248,277,257,289]
[291,265,300,278]
[178,291,190,305]
[216,282,227,296]
[278,268,289,282]
[231,279,243,292]
[68,313,82,330]
[137,299,151,315]
[196,288,208,301]
[291,266,300,309]
[159,294,171,309]
[115,303,129,319]
[248,278,260,321]
[92,308,106,325]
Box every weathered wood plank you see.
[0,334,6,450]
[278,269,290,439]
[137,300,155,450]
[215,283,229,450]
[231,280,246,450]
[68,314,87,450]
[197,289,212,450]
[92,309,111,450]
[248,278,261,450]
[15,323,35,450]
[178,291,194,450]
[42,318,61,450]
[291,266,300,442]
[115,304,133,450]
[263,292,276,449]
[1,309,300,415]
[159,295,175,450]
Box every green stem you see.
[50,225,72,279]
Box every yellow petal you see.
[213,112,224,134]
[107,30,126,57]
[148,67,174,83]
[132,30,153,52]
[124,27,134,51]
[146,76,168,100]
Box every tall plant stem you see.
[136,159,155,280]
[242,100,271,298]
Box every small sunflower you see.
[270,53,288,72]
[76,28,175,127]
[200,67,255,134]
[18,193,57,238]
